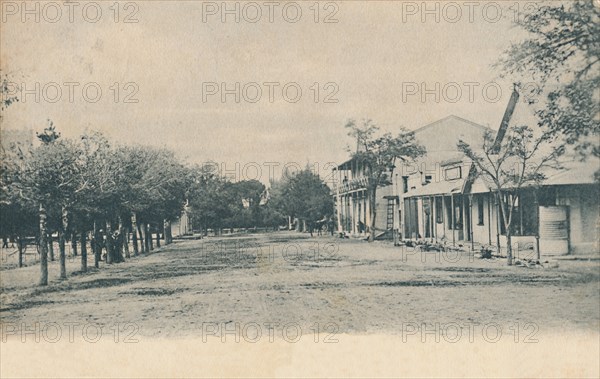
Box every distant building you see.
[171,201,192,237]
[334,157,380,237]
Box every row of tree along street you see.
[0,123,334,286]
[1,1,597,282]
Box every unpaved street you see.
[1,232,598,340]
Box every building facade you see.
[332,115,490,239]
[333,158,395,238]
[333,111,599,256]
[403,158,599,258]
[401,100,599,258]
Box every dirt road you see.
[1,232,598,340]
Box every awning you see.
[468,159,599,193]
[403,178,464,198]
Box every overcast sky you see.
[1,1,548,181]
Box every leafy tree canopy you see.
[496,0,600,158]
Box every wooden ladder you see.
[386,198,395,230]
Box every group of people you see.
[90,229,124,262]
[308,217,336,237]
[1,230,123,263]
[1,236,16,249]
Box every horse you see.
[308,218,328,237]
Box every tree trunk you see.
[71,232,78,256]
[164,219,172,245]
[39,204,48,286]
[498,193,514,266]
[59,229,65,265]
[80,230,87,272]
[146,224,152,251]
[494,193,501,255]
[367,186,377,242]
[506,233,513,266]
[131,226,138,256]
[116,216,125,262]
[124,226,131,259]
[93,222,100,268]
[48,232,55,261]
[131,213,139,256]
[138,222,146,254]
[17,235,23,268]
[106,221,114,264]
[156,227,161,247]
[59,207,68,279]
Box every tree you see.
[458,125,564,265]
[0,138,37,268]
[0,70,36,268]
[267,169,295,229]
[188,168,270,232]
[0,70,20,120]
[225,180,266,229]
[18,123,84,284]
[345,119,426,242]
[257,181,287,230]
[496,1,600,159]
[275,168,334,233]
[187,163,231,234]
[130,146,191,248]
[256,201,286,230]
[75,132,117,266]
[2,119,194,283]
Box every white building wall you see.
[471,195,493,245]
[171,211,191,237]
[557,185,600,254]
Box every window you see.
[402,176,409,193]
[454,196,463,230]
[445,166,462,181]
[519,191,537,236]
[444,196,463,229]
[424,175,432,184]
[477,196,484,225]
[435,197,443,223]
[446,197,453,227]
[499,191,537,236]
[423,198,432,238]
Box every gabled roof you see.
[469,176,494,194]
[411,115,491,135]
[337,116,487,171]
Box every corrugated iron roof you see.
[404,178,464,197]
[543,159,599,186]
[467,158,599,193]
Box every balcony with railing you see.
[333,176,369,194]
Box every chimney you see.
[490,85,520,154]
